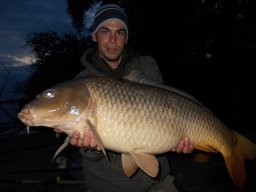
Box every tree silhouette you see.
[24,31,86,98]
[66,0,91,33]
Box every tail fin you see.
[223,132,256,191]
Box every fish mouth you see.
[18,107,67,128]
[17,108,36,127]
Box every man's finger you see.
[183,138,191,153]
[70,131,80,145]
[82,129,91,147]
[189,141,194,153]
[176,140,185,153]
[76,138,83,148]
[90,132,97,148]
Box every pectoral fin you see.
[122,153,138,177]
[52,136,71,161]
[129,151,159,177]
[86,120,108,159]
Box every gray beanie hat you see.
[91,4,128,37]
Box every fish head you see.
[17,79,91,134]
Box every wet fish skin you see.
[18,80,91,136]
[18,76,256,191]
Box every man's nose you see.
[110,33,117,43]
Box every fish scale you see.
[18,76,256,190]
[87,78,216,155]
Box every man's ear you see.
[92,34,97,42]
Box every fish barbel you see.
[17,75,256,190]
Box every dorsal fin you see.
[124,69,209,110]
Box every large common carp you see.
[18,75,256,190]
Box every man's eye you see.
[118,31,126,36]
[100,30,108,34]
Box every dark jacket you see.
[76,47,163,83]
[76,47,170,192]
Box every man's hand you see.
[70,129,101,151]
[173,138,194,154]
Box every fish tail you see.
[223,131,256,191]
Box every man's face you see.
[92,20,127,64]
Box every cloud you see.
[12,55,36,66]
[0,0,75,68]
[0,0,77,101]
[0,53,35,67]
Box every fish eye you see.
[44,89,56,98]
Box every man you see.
[68,4,194,192]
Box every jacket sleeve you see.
[125,56,163,84]
[79,148,105,161]
[138,56,163,84]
